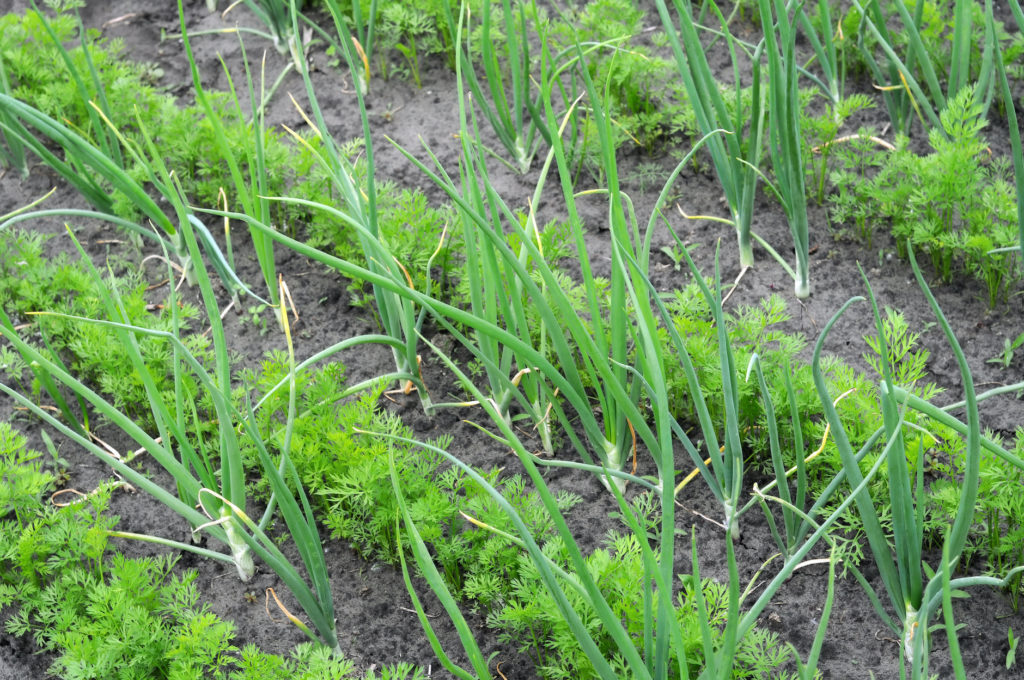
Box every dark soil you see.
[2,1,1024,679]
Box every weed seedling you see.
[987,331,1024,369]
[659,242,698,271]
[241,302,272,336]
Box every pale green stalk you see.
[240,0,306,70]
[796,0,842,109]
[178,3,278,309]
[448,0,551,174]
[443,0,546,429]
[654,0,765,269]
[850,0,996,135]
[810,245,994,677]
[273,0,433,413]
[760,0,811,297]
[0,55,27,177]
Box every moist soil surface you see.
[1,1,1024,679]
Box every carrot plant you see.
[0,427,427,677]
[0,191,342,652]
[549,0,681,157]
[827,85,1021,307]
[375,1,452,86]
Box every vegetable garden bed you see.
[2,1,1024,678]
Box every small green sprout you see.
[987,332,1024,369]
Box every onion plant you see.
[364,314,906,679]
[654,0,765,270]
[233,0,306,72]
[448,0,551,174]
[0,219,341,652]
[25,2,126,170]
[759,0,810,298]
[849,0,997,135]
[404,4,610,452]
[231,0,434,412]
[179,4,279,310]
[796,0,843,111]
[204,129,909,676]
[746,355,879,561]
[0,94,168,239]
[812,249,1023,677]
[441,61,559,448]
[340,0,377,94]
[392,36,679,489]
[0,93,257,305]
[0,55,27,177]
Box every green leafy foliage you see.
[928,429,1024,608]
[825,125,890,245]
[376,1,453,86]
[801,93,875,205]
[241,355,581,605]
[660,286,879,479]
[307,175,460,303]
[549,0,688,158]
[862,307,940,402]
[0,11,164,147]
[0,229,211,427]
[0,9,360,253]
[987,331,1024,369]
[0,423,53,527]
[828,86,1022,306]
[487,531,792,679]
[0,455,424,679]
